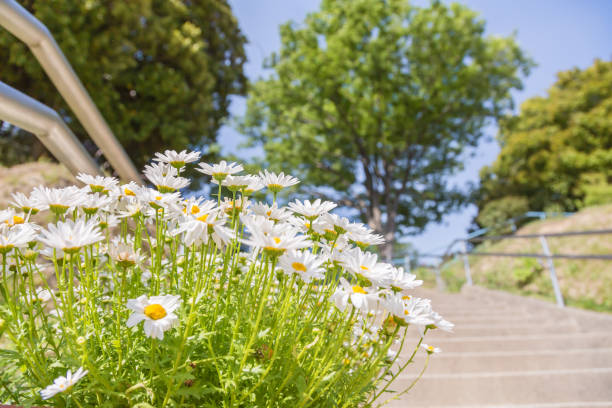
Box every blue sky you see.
[221,0,612,255]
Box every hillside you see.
[0,161,75,207]
[437,204,612,312]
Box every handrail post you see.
[461,240,473,286]
[539,235,565,307]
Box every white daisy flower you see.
[251,202,292,222]
[0,223,37,254]
[220,174,256,191]
[76,173,119,194]
[143,162,190,193]
[342,248,394,288]
[347,224,385,247]
[38,218,104,254]
[108,240,144,268]
[0,208,28,226]
[172,211,232,248]
[25,287,52,303]
[288,199,337,220]
[79,193,113,215]
[197,160,243,182]
[32,186,87,215]
[126,295,181,340]
[241,215,310,257]
[116,181,142,199]
[278,250,325,282]
[244,176,265,195]
[96,212,121,230]
[39,367,88,400]
[10,191,48,214]
[259,170,299,193]
[153,149,201,169]
[320,213,352,235]
[140,188,182,212]
[421,343,441,354]
[389,266,423,293]
[331,278,381,315]
[220,197,250,215]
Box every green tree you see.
[0,0,247,171]
[240,0,531,259]
[478,59,612,215]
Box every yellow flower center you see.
[191,205,200,214]
[352,285,367,294]
[360,265,369,271]
[402,295,411,300]
[196,213,209,222]
[124,188,135,196]
[155,196,162,201]
[428,346,434,351]
[273,237,281,244]
[144,304,167,320]
[292,262,307,272]
[404,310,410,315]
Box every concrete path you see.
[387,286,612,408]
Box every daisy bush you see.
[0,149,452,407]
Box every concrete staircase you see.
[389,286,612,408]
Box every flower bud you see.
[76,336,86,345]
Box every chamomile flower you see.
[331,278,381,315]
[173,211,232,248]
[38,218,104,254]
[10,191,47,214]
[278,250,325,282]
[126,295,181,340]
[342,248,393,288]
[144,162,190,193]
[288,199,337,220]
[76,173,119,194]
[153,149,201,169]
[389,266,423,293]
[221,174,256,191]
[0,223,37,254]
[32,186,87,215]
[25,287,52,303]
[421,344,441,354]
[116,181,141,199]
[241,215,310,257]
[259,170,299,193]
[108,241,144,268]
[39,367,88,400]
[0,208,28,226]
[251,202,292,222]
[197,160,243,182]
[79,193,113,215]
[244,177,265,195]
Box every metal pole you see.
[0,0,142,183]
[539,236,565,308]
[461,240,473,286]
[0,81,101,177]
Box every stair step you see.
[386,368,612,407]
[424,322,580,338]
[410,348,612,373]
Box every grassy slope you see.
[439,204,612,312]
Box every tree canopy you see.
[240,0,532,258]
[477,59,612,221]
[0,0,247,170]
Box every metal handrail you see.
[0,81,101,176]
[0,0,142,183]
